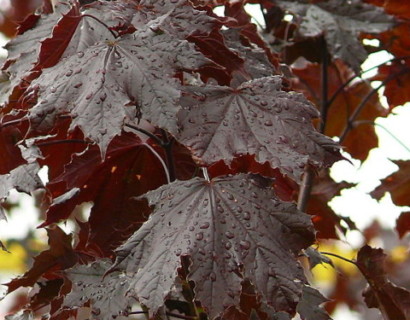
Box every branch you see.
[298,38,328,212]
[339,68,409,143]
[35,139,90,147]
[327,55,410,110]
[319,37,329,134]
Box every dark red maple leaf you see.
[178,77,341,182]
[6,227,81,293]
[370,160,410,207]
[357,245,410,320]
[110,174,315,318]
[41,132,196,255]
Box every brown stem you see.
[124,123,164,146]
[320,251,357,266]
[0,117,29,129]
[35,139,90,147]
[161,130,176,182]
[81,14,118,38]
[297,38,328,211]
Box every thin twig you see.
[339,69,408,143]
[143,142,170,184]
[354,120,410,154]
[327,55,410,110]
[124,123,165,146]
[320,251,357,266]
[298,38,329,212]
[0,117,28,129]
[161,130,176,182]
[319,37,329,134]
[81,14,118,38]
[35,139,90,147]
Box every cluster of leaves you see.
[0,0,410,319]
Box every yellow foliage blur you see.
[0,242,27,273]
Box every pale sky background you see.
[0,3,409,320]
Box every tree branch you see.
[298,38,329,212]
[327,55,410,111]
[339,69,409,143]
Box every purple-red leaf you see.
[370,160,410,206]
[29,30,206,157]
[357,245,410,320]
[63,259,132,319]
[276,0,394,72]
[0,163,43,202]
[178,77,341,182]
[6,226,78,293]
[0,1,74,105]
[296,286,331,320]
[396,211,410,238]
[111,174,315,318]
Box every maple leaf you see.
[6,226,78,293]
[0,1,75,105]
[110,174,315,318]
[28,28,206,157]
[0,123,27,174]
[63,259,133,319]
[357,245,410,320]
[372,61,410,110]
[222,29,277,79]
[178,76,341,182]
[396,211,410,238]
[276,0,394,72]
[132,0,217,38]
[296,285,331,320]
[0,163,43,204]
[41,132,196,254]
[370,160,410,206]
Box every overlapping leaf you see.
[0,1,75,106]
[6,227,79,293]
[63,259,132,319]
[111,174,315,318]
[29,27,206,157]
[178,76,341,182]
[41,133,167,254]
[357,245,410,320]
[132,0,217,38]
[0,163,43,202]
[296,286,331,320]
[396,211,410,238]
[42,132,196,254]
[370,160,410,206]
[222,29,277,79]
[276,0,394,72]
